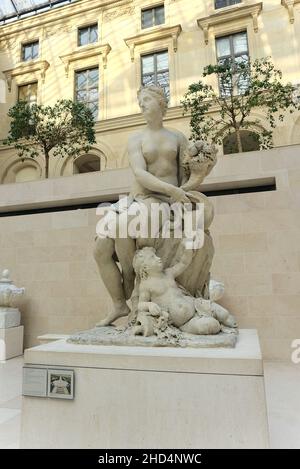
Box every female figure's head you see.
[133,247,163,280]
[137,85,168,121]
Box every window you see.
[141,51,169,99]
[22,41,39,61]
[18,82,38,105]
[141,5,165,29]
[78,24,98,46]
[216,31,249,95]
[73,154,101,174]
[75,68,99,119]
[215,0,241,9]
[223,130,260,154]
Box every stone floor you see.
[0,356,299,449]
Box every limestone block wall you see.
[0,144,300,358]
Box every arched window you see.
[73,154,101,174]
[223,130,260,155]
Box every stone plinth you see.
[0,307,21,329]
[0,326,24,361]
[21,329,269,449]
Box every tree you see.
[4,99,96,178]
[181,57,300,153]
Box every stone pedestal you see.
[0,307,21,329]
[21,329,269,449]
[0,325,24,361]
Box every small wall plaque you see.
[47,369,74,400]
[23,367,48,397]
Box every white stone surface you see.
[0,326,24,361]
[0,308,21,329]
[21,329,269,448]
[0,356,23,449]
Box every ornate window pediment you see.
[60,43,111,77]
[3,60,50,92]
[124,24,182,62]
[281,0,300,23]
[197,2,262,44]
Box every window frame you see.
[140,49,170,100]
[215,30,249,96]
[21,40,39,62]
[17,81,38,105]
[77,23,98,47]
[141,4,165,30]
[74,66,99,120]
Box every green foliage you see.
[181,57,300,152]
[4,99,96,177]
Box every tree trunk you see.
[45,150,49,179]
[235,128,243,153]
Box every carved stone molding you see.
[281,0,300,23]
[104,5,135,21]
[197,2,263,44]
[60,44,112,76]
[42,23,72,39]
[124,25,182,62]
[3,60,50,92]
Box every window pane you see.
[142,55,154,74]
[18,85,27,101]
[32,42,39,59]
[76,90,88,101]
[29,83,37,103]
[23,45,31,60]
[88,68,99,86]
[233,32,248,54]
[88,89,98,102]
[142,9,153,29]
[76,72,87,90]
[157,71,169,99]
[216,37,231,58]
[215,0,241,8]
[75,68,99,120]
[90,25,98,43]
[18,82,37,104]
[88,102,98,119]
[157,51,168,71]
[142,74,155,87]
[155,6,165,25]
[78,28,89,46]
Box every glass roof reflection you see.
[0,0,80,24]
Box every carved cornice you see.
[3,60,50,92]
[60,44,112,76]
[197,2,263,44]
[281,0,300,23]
[124,25,182,62]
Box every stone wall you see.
[0,144,299,359]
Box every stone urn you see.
[0,270,25,328]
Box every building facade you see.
[0,0,300,183]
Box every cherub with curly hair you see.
[132,239,225,336]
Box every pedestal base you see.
[21,329,269,449]
[0,325,24,360]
